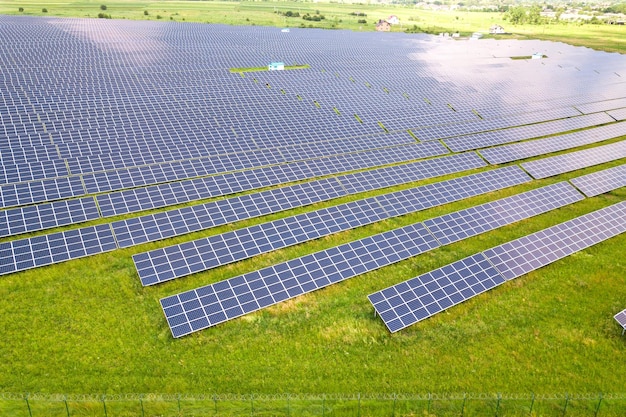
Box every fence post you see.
[357,393,361,417]
[24,393,33,417]
[177,394,182,415]
[594,393,603,417]
[64,395,70,417]
[461,393,466,417]
[427,393,432,415]
[392,393,397,417]
[495,393,501,417]
[213,395,218,414]
[529,392,535,416]
[562,394,569,417]
[102,394,108,417]
[139,395,145,417]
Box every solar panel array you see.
[520,140,626,179]
[615,309,626,334]
[1,16,625,337]
[160,181,587,336]
[134,166,530,286]
[369,201,626,332]
[479,122,626,164]
[570,164,626,197]
[443,112,614,152]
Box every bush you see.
[97,12,111,18]
[358,19,367,24]
[143,10,148,15]
[41,8,47,12]
[100,4,106,10]
[18,7,24,12]
[156,14,162,19]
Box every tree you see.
[506,5,526,24]
[100,4,107,10]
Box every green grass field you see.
[0,2,625,415]
[1,0,625,52]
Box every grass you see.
[0,1,625,409]
[230,64,311,73]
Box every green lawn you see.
[0,2,625,414]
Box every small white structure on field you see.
[281,28,290,33]
[489,24,506,34]
[268,62,285,71]
[531,53,543,60]
[387,15,400,25]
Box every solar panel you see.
[444,112,615,153]
[615,309,626,334]
[479,122,626,164]
[161,222,439,337]
[0,197,100,238]
[520,140,626,179]
[113,153,485,248]
[607,108,626,121]
[368,253,505,332]
[0,224,117,276]
[569,164,626,197]
[134,166,530,286]
[575,98,626,114]
[0,176,86,209]
[369,201,626,332]
[424,182,585,245]
[483,201,626,280]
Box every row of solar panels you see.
[1,139,624,281]
[1,110,624,214]
[159,168,626,337]
[2,120,625,244]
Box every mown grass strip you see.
[229,64,310,73]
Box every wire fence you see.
[1,392,626,417]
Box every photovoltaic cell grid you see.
[0,197,99,238]
[368,253,505,332]
[483,201,626,280]
[607,108,626,121]
[369,201,626,332]
[479,121,626,164]
[161,223,439,338]
[112,152,486,248]
[570,164,626,197]
[134,166,530,286]
[158,174,591,336]
[443,112,615,153]
[424,182,585,245]
[95,140,450,218]
[615,309,626,334]
[0,224,117,276]
[521,140,626,179]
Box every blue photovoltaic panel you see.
[615,309,626,332]
[0,197,100,238]
[368,253,505,332]
[113,153,485,248]
[112,178,347,248]
[478,122,626,164]
[575,98,626,114]
[0,224,117,276]
[483,201,626,280]
[0,176,86,209]
[161,223,440,337]
[369,201,626,333]
[520,140,626,179]
[444,112,615,153]
[607,108,626,121]
[424,182,585,245]
[134,166,530,286]
[569,164,626,197]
